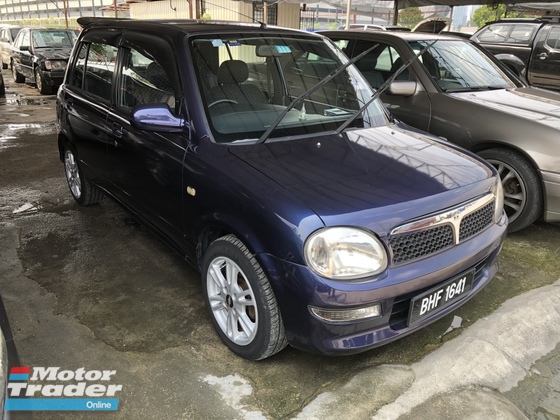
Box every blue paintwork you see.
[57,19,508,356]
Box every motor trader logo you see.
[5,366,122,411]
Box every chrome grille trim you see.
[389,194,495,264]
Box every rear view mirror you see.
[256,45,291,57]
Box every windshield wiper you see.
[256,43,379,144]
[445,85,507,93]
[335,40,438,134]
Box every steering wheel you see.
[208,99,238,108]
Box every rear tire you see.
[479,148,542,232]
[202,234,287,360]
[63,145,103,206]
[12,62,24,83]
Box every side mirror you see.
[19,45,30,52]
[386,80,417,97]
[0,38,8,43]
[131,103,185,133]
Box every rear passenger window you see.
[70,43,87,89]
[83,43,118,101]
[506,25,536,44]
[546,27,560,49]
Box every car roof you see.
[78,17,319,37]
[320,29,466,42]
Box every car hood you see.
[35,48,72,60]
[229,126,494,234]
[450,87,560,130]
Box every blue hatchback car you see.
[57,18,507,360]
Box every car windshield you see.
[32,30,76,49]
[10,28,21,40]
[408,40,517,92]
[191,33,388,144]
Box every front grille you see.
[459,202,494,242]
[389,225,454,264]
[389,194,495,265]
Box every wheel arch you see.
[195,218,269,272]
[470,140,543,182]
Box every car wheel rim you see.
[207,256,258,346]
[35,69,42,91]
[64,150,82,199]
[488,159,525,224]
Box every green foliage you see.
[398,7,423,27]
[472,5,507,28]
[472,5,540,28]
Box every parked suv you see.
[57,17,506,360]
[471,18,560,90]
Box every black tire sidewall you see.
[201,236,279,360]
[63,145,101,206]
[479,148,542,232]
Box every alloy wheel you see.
[206,256,258,346]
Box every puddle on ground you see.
[0,123,57,147]
[0,92,56,107]
[7,200,76,217]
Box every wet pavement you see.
[1,68,560,419]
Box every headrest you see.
[356,55,378,72]
[217,60,249,85]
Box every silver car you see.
[321,30,560,232]
[0,24,22,69]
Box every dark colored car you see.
[11,27,77,94]
[0,24,22,69]
[321,29,560,232]
[57,17,507,360]
[471,18,560,91]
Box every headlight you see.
[44,60,67,71]
[493,178,504,223]
[304,227,388,280]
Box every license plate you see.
[408,270,474,325]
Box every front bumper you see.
[542,170,560,223]
[38,69,65,87]
[260,212,507,355]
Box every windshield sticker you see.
[211,39,224,47]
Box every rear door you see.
[60,29,121,186]
[528,25,560,89]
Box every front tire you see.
[64,146,103,206]
[202,235,287,360]
[35,67,53,95]
[479,148,542,232]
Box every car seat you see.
[209,60,267,105]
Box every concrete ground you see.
[1,68,560,419]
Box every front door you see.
[528,25,560,90]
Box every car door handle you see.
[66,98,73,111]
[538,52,548,60]
[112,122,123,139]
